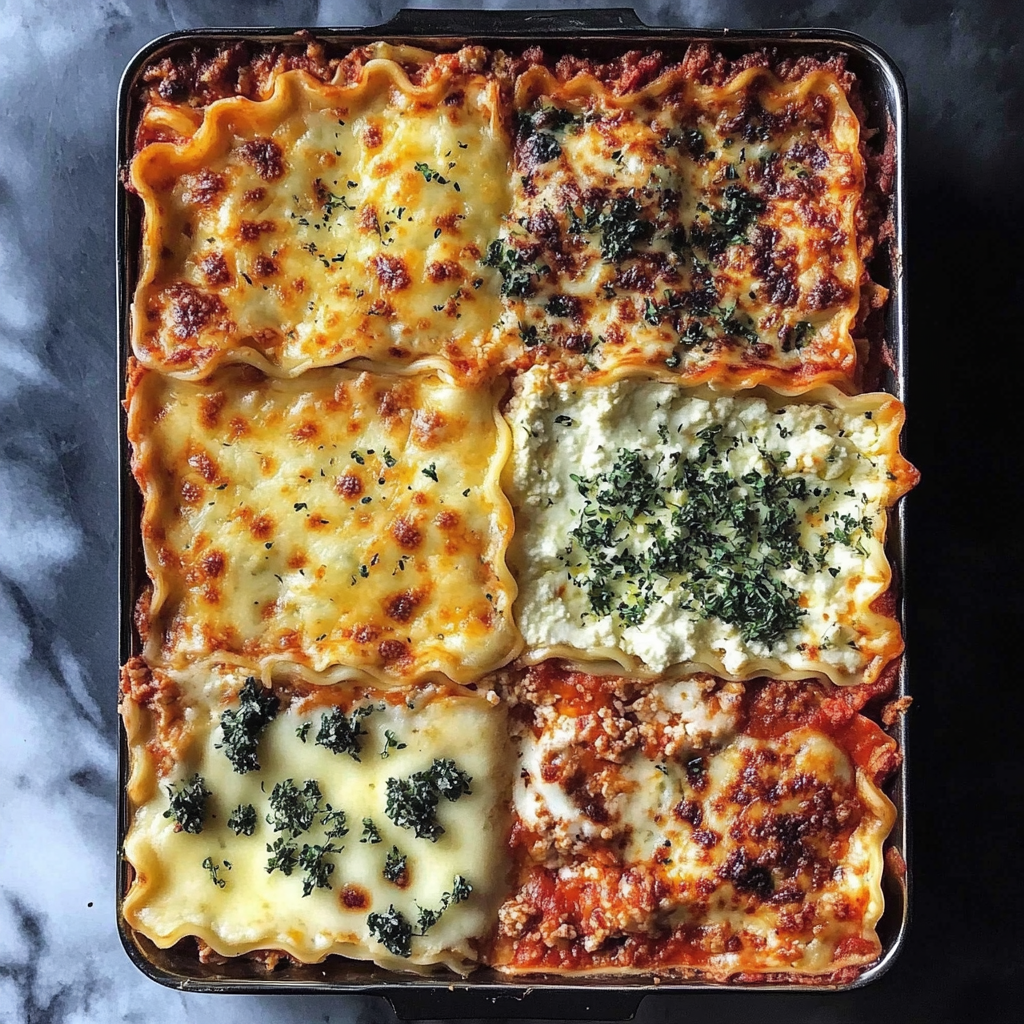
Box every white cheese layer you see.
[122,665,512,971]
[506,367,911,686]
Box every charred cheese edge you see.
[127,362,520,684]
[130,47,512,382]
[506,367,917,687]
[499,64,870,392]
[493,664,895,977]
[120,660,513,973]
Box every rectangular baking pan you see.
[116,8,910,1017]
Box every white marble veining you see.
[0,1,1013,1022]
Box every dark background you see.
[1,2,1020,1022]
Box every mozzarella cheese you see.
[506,367,916,686]
[499,64,868,390]
[127,363,519,684]
[121,661,512,972]
[494,665,894,977]
[131,50,511,381]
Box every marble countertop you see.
[1,1,1019,1022]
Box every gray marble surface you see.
[1,1,1020,1022]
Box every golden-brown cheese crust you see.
[498,59,872,392]
[126,361,519,685]
[131,46,512,382]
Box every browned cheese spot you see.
[371,254,411,293]
[238,219,275,241]
[165,283,225,340]
[334,474,363,498]
[390,516,422,550]
[201,550,226,578]
[198,392,227,427]
[253,254,278,278]
[377,639,408,664]
[250,514,274,540]
[384,590,422,624]
[199,253,230,285]
[340,885,370,910]
[180,169,225,206]
[187,450,220,483]
[238,137,285,181]
[426,260,463,284]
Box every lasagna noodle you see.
[498,63,869,392]
[120,660,513,972]
[130,49,511,381]
[506,367,917,687]
[127,362,519,684]
[492,664,896,977]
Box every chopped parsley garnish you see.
[416,875,473,933]
[480,239,541,297]
[562,433,822,647]
[414,162,448,184]
[588,195,654,262]
[266,779,322,837]
[216,677,279,774]
[360,818,383,844]
[227,803,257,836]
[315,704,374,760]
[384,759,472,843]
[367,905,413,958]
[382,447,397,468]
[202,857,226,888]
[298,841,339,897]
[265,836,298,876]
[163,774,209,834]
[689,185,765,257]
[295,722,311,743]
[421,463,438,482]
[383,845,408,884]
[523,131,562,164]
[320,805,349,840]
[380,729,407,759]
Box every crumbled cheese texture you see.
[507,367,916,686]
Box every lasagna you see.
[126,361,518,685]
[122,37,914,985]
[120,659,512,971]
[506,367,916,686]
[493,662,897,979]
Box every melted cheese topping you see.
[121,662,512,972]
[499,65,869,391]
[131,51,511,381]
[127,363,519,684]
[494,665,894,977]
[507,367,916,686]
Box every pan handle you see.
[375,7,648,34]
[387,988,645,1021]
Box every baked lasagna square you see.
[506,367,916,687]
[127,362,519,684]
[120,660,513,972]
[498,55,874,391]
[492,663,896,979]
[130,45,511,381]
